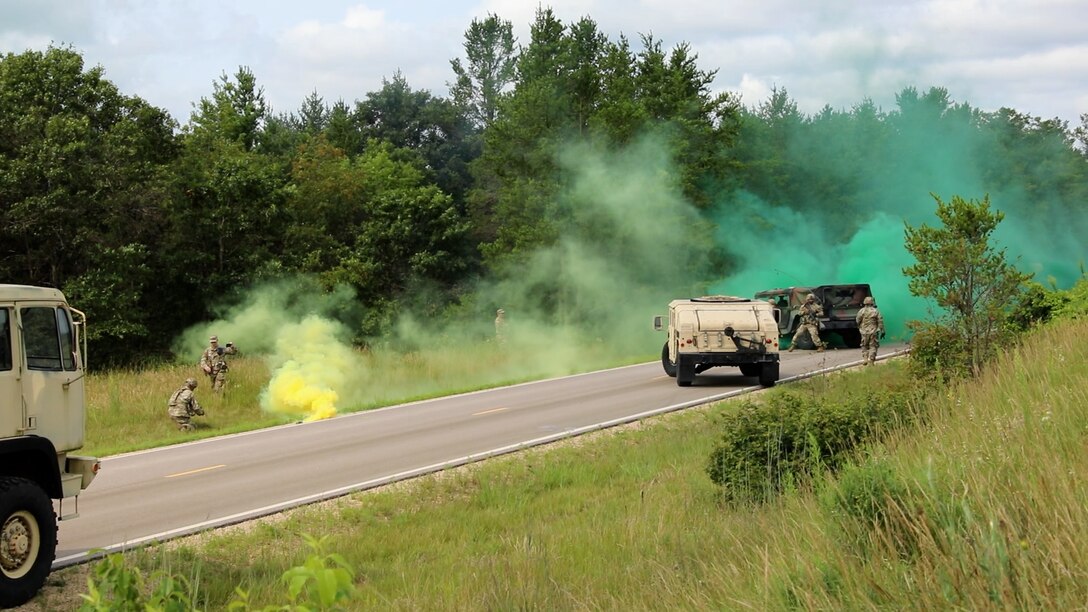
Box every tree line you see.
[3,8,1087,366]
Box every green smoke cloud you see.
[709,96,1085,338]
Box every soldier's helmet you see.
[806,293,816,302]
[185,377,198,389]
[209,335,218,343]
[863,296,875,306]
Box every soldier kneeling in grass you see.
[168,378,205,431]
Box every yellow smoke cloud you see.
[260,314,359,422]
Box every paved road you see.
[54,343,907,567]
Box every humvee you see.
[754,283,873,349]
[653,296,780,387]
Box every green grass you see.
[59,319,1088,609]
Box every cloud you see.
[0,0,1084,127]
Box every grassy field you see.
[33,318,1088,609]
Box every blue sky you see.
[2,0,1086,128]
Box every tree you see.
[356,72,479,209]
[0,46,179,363]
[449,13,517,128]
[903,194,1032,373]
[284,137,469,313]
[187,66,267,151]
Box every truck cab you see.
[653,296,780,387]
[1,285,99,608]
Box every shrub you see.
[78,552,196,611]
[820,459,910,555]
[228,533,358,611]
[706,379,919,504]
[906,320,972,381]
[1008,281,1068,331]
[79,534,359,611]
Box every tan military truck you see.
[653,296,780,387]
[1,285,99,608]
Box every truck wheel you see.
[739,364,759,377]
[841,330,862,348]
[758,363,779,388]
[0,477,57,609]
[661,343,677,377]
[676,358,694,387]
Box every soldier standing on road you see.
[200,335,237,392]
[855,296,886,365]
[788,293,825,352]
[168,378,204,431]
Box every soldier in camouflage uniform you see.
[200,335,237,392]
[788,293,825,352]
[855,296,885,365]
[494,309,507,346]
[168,378,204,431]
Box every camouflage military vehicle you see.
[1,285,99,607]
[754,283,873,349]
[653,295,780,387]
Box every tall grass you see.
[54,319,1088,609]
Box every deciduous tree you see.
[449,13,516,129]
[903,194,1032,373]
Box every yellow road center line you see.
[473,407,508,416]
[166,464,226,478]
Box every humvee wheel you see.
[758,363,779,388]
[661,343,677,377]
[841,330,862,348]
[676,359,694,386]
[0,477,58,608]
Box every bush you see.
[820,459,910,555]
[79,552,196,611]
[706,378,919,504]
[1008,281,1069,331]
[906,320,972,381]
[79,534,359,611]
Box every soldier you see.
[168,378,204,431]
[788,293,825,352]
[855,296,886,365]
[200,334,237,392]
[494,308,507,345]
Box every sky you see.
[2,0,1086,128]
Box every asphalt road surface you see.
[54,342,908,567]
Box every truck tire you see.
[841,330,862,348]
[0,477,57,609]
[758,363,779,388]
[739,364,759,377]
[676,357,694,387]
[661,343,677,377]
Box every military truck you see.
[754,283,873,349]
[653,296,780,387]
[1,285,99,608]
